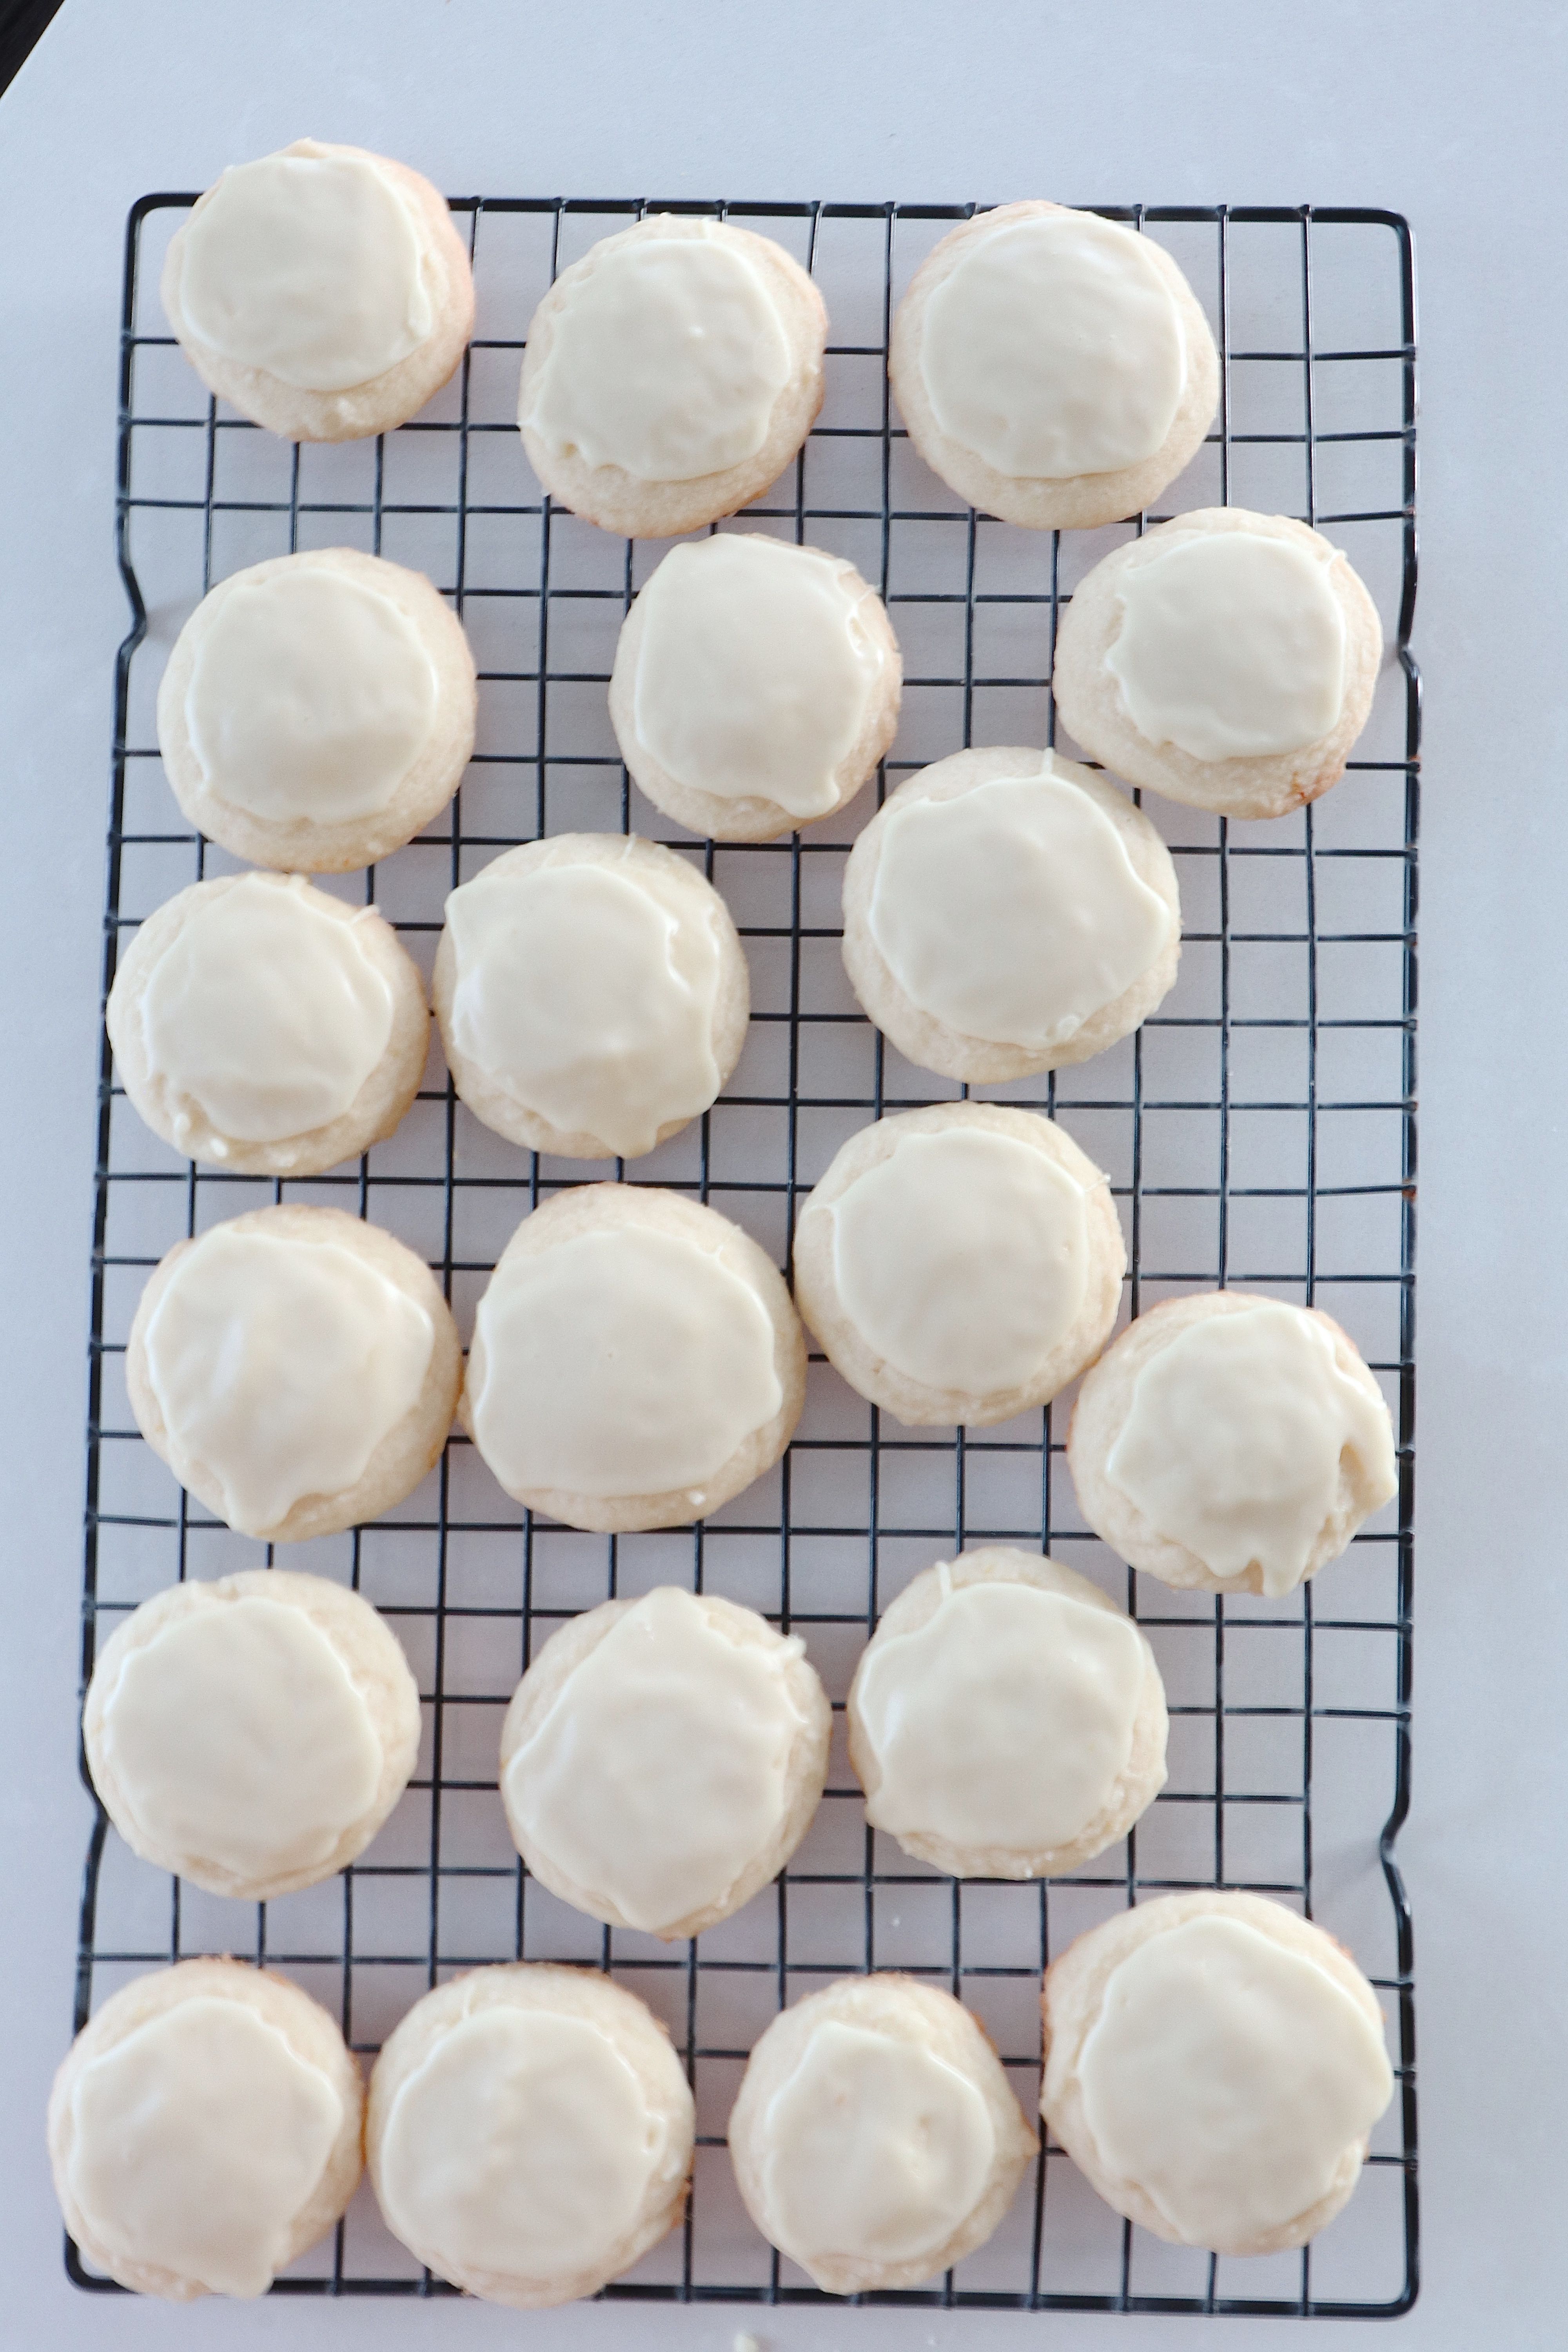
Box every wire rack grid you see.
[73,194,1418,2319]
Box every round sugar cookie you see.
[890,203,1219,530]
[841,746,1179,1083]
[1051,508,1383,821]
[792,1102,1124,1428]
[433,834,749,1159]
[1040,1891,1394,2255]
[728,1973,1038,2294]
[608,533,901,841]
[499,1585,830,1940]
[49,1958,363,2300]
[462,1185,806,1533]
[107,872,429,1176]
[518,215,828,537]
[162,139,474,442]
[157,548,477,874]
[126,1203,462,1544]
[847,1549,1166,1880]
[83,1569,421,1902]
[1066,1290,1397,1599]
[367,1963,695,2307]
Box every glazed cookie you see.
[367,1964,695,2307]
[463,1185,806,1533]
[433,834,748,1159]
[49,1958,363,2299]
[608,534,901,841]
[848,1550,1166,1880]
[499,1586,830,1940]
[518,215,828,537]
[841,746,1179,1083]
[157,548,477,873]
[162,139,474,441]
[728,1974,1038,2294]
[1067,1291,1397,1598]
[1040,1891,1394,2255]
[793,1103,1124,1428]
[1051,508,1383,820]
[890,203,1218,530]
[107,872,429,1176]
[83,1570,421,1902]
[126,1204,462,1544]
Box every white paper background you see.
[0,2,1561,2346]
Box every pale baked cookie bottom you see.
[125,1203,463,1545]
[846,1547,1167,1879]
[607,536,902,842]
[1040,1890,1387,2256]
[840,745,1180,1083]
[107,874,430,1177]
[518,216,828,538]
[727,1972,1038,2294]
[792,1101,1125,1428]
[1066,1288,1394,1597]
[48,1957,364,2300]
[460,1183,808,1534]
[1051,508,1384,820]
[83,1568,422,1902]
[432,833,750,1157]
[156,548,477,874]
[161,140,475,443]
[499,1588,831,1938]
[365,1963,695,2307]
[889,201,1219,531]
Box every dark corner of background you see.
[0,0,66,100]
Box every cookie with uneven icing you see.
[891,201,1218,529]
[367,1964,695,2307]
[792,1102,1125,1428]
[162,138,474,441]
[125,1203,462,1544]
[1051,507,1383,820]
[518,215,828,537]
[156,548,476,874]
[1041,1891,1394,2255]
[108,871,429,1176]
[609,533,900,841]
[49,1958,363,2299]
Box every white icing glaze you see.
[376,2005,664,2284]
[762,2020,995,2265]
[1078,1914,1393,2247]
[868,764,1172,1049]
[1105,530,1348,760]
[97,1595,381,1883]
[179,144,435,391]
[1105,1301,1396,1597]
[143,1226,436,1535]
[856,1571,1145,1859]
[445,858,722,1156]
[919,212,1186,480]
[506,1586,809,1933]
[523,228,791,482]
[186,563,439,824]
[632,536,882,818]
[829,1129,1089,1396]
[66,1996,343,2297]
[140,875,395,1148]
[469,1226,782,1504]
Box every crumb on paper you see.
[733,2334,764,2352]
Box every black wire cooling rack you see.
[73,196,1418,2318]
